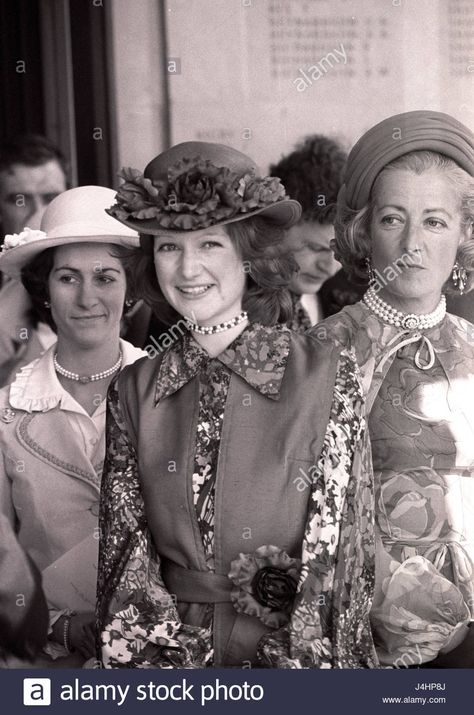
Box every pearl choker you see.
[54,352,122,383]
[363,286,446,330]
[186,310,248,335]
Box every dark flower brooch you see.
[228,545,301,628]
[109,157,288,231]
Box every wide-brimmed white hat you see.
[0,185,139,278]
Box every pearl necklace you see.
[186,310,248,335]
[54,352,122,384]
[363,286,446,330]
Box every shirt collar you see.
[154,323,291,404]
[9,339,145,414]
[287,292,313,332]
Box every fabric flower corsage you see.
[109,157,288,231]
[1,227,47,252]
[228,545,301,629]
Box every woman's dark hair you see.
[21,244,135,331]
[21,248,57,330]
[129,216,298,326]
[0,134,69,180]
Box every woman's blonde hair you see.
[333,151,474,294]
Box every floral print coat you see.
[314,302,474,666]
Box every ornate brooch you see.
[1,407,16,423]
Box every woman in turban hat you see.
[316,110,474,668]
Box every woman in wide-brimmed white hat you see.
[0,186,145,667]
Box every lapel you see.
[16,409,101,491]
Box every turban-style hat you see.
[338,110,474,212]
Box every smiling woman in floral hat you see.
[96,142,375,669]
[0,186,145,667]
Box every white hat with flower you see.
[0,185,139,278]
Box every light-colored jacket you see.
[0,338,145,663]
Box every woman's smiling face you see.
[370,168,467,312]
[153,225,247,325]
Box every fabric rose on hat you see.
[164,157,238,229]
[239,174,287,212]
[228,545,301,628]
[111,167,168,221]
[109,156,289,231]
[2,227,47,252]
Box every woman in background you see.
[318,110,474,668]
[0,186,144,666]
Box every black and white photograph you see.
[0,0,473,711]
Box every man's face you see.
[286,220,340,295]
[0,160,67,235]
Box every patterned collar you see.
[154,323,291,404]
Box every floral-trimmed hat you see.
[106,142,302,247]
[0,186,139,278]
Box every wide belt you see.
[161,559,269,667]
[161,560,232,603]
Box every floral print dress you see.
[319,302,474,666]
[97,323,377,668]
[192,360,230,575]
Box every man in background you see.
[270,134,347,329]
[0,135,68,385]
[0,134,67,239]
